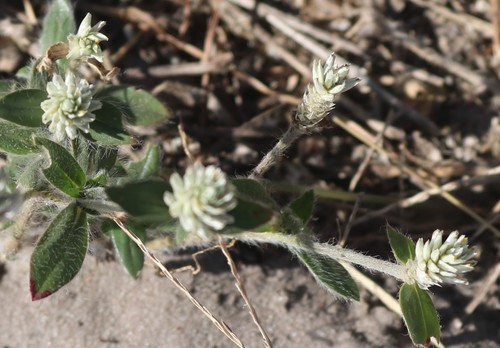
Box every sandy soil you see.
[1,243,498,348]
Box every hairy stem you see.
[223,232,407,281]
[249,126,304,179]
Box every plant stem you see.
[224,232,407,282]
[249,126,304,179]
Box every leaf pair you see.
[387,226,441,346]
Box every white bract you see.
[67,13,108,62]
[41,72,101,141]
[405,230,476,289]
[164,164,237,240]
[296,53,359,128]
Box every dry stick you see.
[465,262,500,315]
[349,111,396,191]
[232,1,498,233]
[339,195,363,247]
[261,11,439,136]
[226,0,440,135]
[178,120,194,162]
[394,33,486,92]
[354,166,500,226]
[22,0,37,25]
[201,0,220,87]
[111,217,246,348]
[333,115,500,237]
[84,4,204,59]
[110,31,143,64]
[248,4,497,234]
[232,70,301,106]
[234,4,498,235]
[340,262,402,316]
[218,237,273,348]
[178,0,192,37]
[409,0,493,37]
[492,0,500,55]
[470,212,500,243]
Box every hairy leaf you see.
[108,222,145,279]
[40,0,75,52]
[387,225,415,264]
[36,137,86,197]
[225,196,279,233]
[288,190,314,224]
[399,283,441,346]
[125,144,160,179]
[85,102,131,145]
[96,86,171,126]
[232,178,278,207]
[106,180,172,226]
[0,89,47,127]
[30,202,88,300]
[0,121,40,155]
[295,250,360,301]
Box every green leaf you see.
[225,196,279,233]
[40,0,75,52]
[85,102,132,145]
[14,155,50,191]
[387,225,415,264]
[96,86,171,126]
[73,137,118,176]
[295,250,359,301]
[232,178,278,207]
[125,144,160,179]
[110,222,145,279]
[30,202,88,300]
[36,137,86,197]
[106,180,172,226]
[222,179,280,233]
[288,190,314,224]
[0,89,47,127]
[399,283,441,346]
[0,121,40,155]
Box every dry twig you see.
[219,237,273,348]
[111,217,246,348]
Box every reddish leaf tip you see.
[30,277,52,301]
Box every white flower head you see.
[164,164,237,240]
[41,71,101,141]
[296,53,359,128]
[405,230,476,289]
[67,13,108,62]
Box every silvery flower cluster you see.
[406,230,476,289]
[163,164,237,240]
[66,13,108,62]
[41,72,101,141]
[296,54,359,128]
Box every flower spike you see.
[67,13,108,62]
[405,230,476,289]
[163,164,237,240]
[296,53,359,128]
[40,72,101,141]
